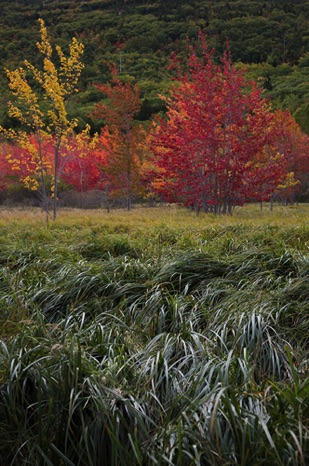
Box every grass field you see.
[0,204,308,465]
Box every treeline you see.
[0,0,308,133]
[0,23,308,218]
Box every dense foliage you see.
[0,18,85,221]
[0,4,308,460]
[0,206,308,464]
[0,21,308,211]
[0,0,308,132]
[151,34,297,213]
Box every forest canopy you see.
[0,0,308,133]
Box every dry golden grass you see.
[0,203,308,229]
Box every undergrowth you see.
[0,205,308,465]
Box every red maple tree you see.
[150,33,288,214]
[61,127,104,193]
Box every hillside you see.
[0,0,308,131]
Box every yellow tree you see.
[0,19,84,221]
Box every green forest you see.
[0,0,308,133]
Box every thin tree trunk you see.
[214,171,219,215]
[105,182,110,213]
[202,190,207,213]
[127,171,131,211]
[42,195,49,225]
[53,142,60,221]
[270,196,274,211]
[124,112,132,211]
[37,131,49,224]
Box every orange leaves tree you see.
[92,69,148,210]
[0,19,84,221]
[271,109,309,203]
[248,108,309,207]
[150,34,288,214]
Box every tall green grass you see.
[0,205,308,464]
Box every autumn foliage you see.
[92,69,149,210]
[149,34,307,213]
[0,19,84,221]
[0,26,308,214]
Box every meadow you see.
[0,204,308,465]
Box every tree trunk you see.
[53,142,60,221]
[126,164,131,211]
[37,134,49,224]
[42,195,49,225]
[270,196,274,211]
[105,182,110,213]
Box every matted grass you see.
[0,204,308,465]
